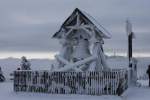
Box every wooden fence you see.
[14,69,128,96]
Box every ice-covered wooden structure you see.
[13,8,129,96]
[52,8,111,72]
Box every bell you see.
[72,38,91,62]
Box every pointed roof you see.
[52,8,111,39]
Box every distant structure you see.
[52,8,111,72]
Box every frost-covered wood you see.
[20,56,31,70]
[52,8,111,72]
[14,70,128,96]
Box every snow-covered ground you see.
[0,82,122,100]
[0,56,150,100]
[122,86,150,100]
[0,81,150,100]
[0,58,54,79]
[107,56,150,78]
[1,56,150,79]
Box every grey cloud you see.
[0,0,150,53]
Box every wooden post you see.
[128,32,133,68]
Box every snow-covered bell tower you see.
[52,8,111,72]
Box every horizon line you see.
[0,51,150,59]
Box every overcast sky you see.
[0,0,150,58]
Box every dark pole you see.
[128,32,133,68]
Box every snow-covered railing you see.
[14,69,128,96]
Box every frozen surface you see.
[0,58,53,79]
[0,56,150,100]
[107,56,150,78]
[137,80,149,87]
[0,81,150,100]
[123,86,150,100]
[0,82,122,100]
[0,56,150,79]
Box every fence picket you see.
[14,69,128,96]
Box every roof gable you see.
[52,8,111,39]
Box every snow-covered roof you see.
[52,8,111,39]
[81,10,111,39]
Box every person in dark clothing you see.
[146,65,150,87]
[0,67,5,82]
